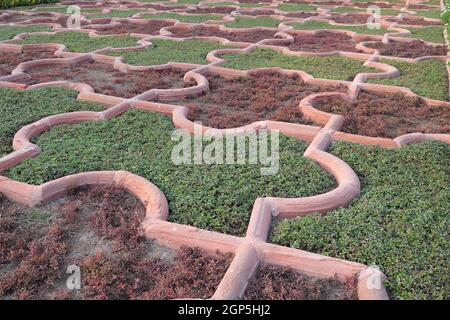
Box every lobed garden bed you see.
[244,264,357,300]
[0,186,232,299]
[177,70,345,128]
[19,60,191,98]
[86,20,175,35]
[364,39,447,58]
[0,49,56,77]
[312,91,450,138]
[285,31,361,53]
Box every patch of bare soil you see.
[135,3,186,10]
[167,25,278,43]
[21,60,190,98]
[186,7,236,14]
[177,70,345,129]
[0,187,232,300]
[330,13,371,24]
[244,264,358,300]
[350,2,394,8]
[0,50,56,77]
[287,31,361,53]
[365,40,447,58]
[238,0,273,3]
[385,16,442,26]
[24,16,90,27]
[407,4,437,9]
[89,20,174,35]
[313,91,450,138]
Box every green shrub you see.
[272,141,450,300]
[0,0,57,9]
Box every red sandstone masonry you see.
[0,3,449,299]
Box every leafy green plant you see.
[0,25,52,41]
[277,3,315,12]
[272,141,450,300]
[0,88,103,158]
[222,48,377,81]
[406,26,445,44]
[369,59,449,101]
[21,31,141,53]
[109,39,230,66]
[0,0,57,9]
[6,109,335,236]
[225,17,281,28]
[291,21,388,35]
[141,12,224,23]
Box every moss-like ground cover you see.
[222,48,377,81]
[272,141,450,300]
[0,25,52,41]
[141,13,224,23]
[277,3,316,12]
[331,7,401,16]
[415,9,442,20]
[109,39,230,66]
[368,59,448,101]
[291,21,389,35]
[21,31,140,53]
[406,26,445,44]
[0,88,103,158]
[225,17,281,28]
[6,109,335,236]
[88,9,142,19]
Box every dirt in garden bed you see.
[176,70,346,129]
[24,16,90,27]
[0,187,232,300]
[0,50,56,77]
[244,264,358,300]
[0,13,56,24]
[136,3,186,10]
[349,2,395,8]
[330,13,372,24]
[365,39,447,58]
[186,7,237,14]
[286,31,362,53]
[88,20,175,35]
[20,60,191,98]
[385,16,442,26]
[167,25,278,43]
[313,91,450,138]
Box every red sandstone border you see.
[0,2,448,300]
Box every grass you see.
[277,3,316,12]
[21,31,140,53]
[0,25,52,41]
[414,9,442,20]
[368,59,448,101]
[406,26,445,44]
[109,39,230,66]
[331,7,401,16]
[5,109,335,236]
[272,141,450,300]
[141,13,224,23]
[222,48,377,81]
[291,21,389,35]
[0,88,103,158]
[225,17,281,28]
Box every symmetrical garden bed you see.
[0,0,449,301]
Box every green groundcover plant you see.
[272,141,450,300]
[0,0,57,9]
[222,48,377,81]
[368,59,449,101]
[5,107,335,236]
[0,88,103,158]
[109,39,230,66]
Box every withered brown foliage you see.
[21,61,190,98]
[313,91,450,138]
[365,40,447,58]
[90,20,174,35]
[287,31,361,53]
[244,264,358,300]
[179,70,345,129]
